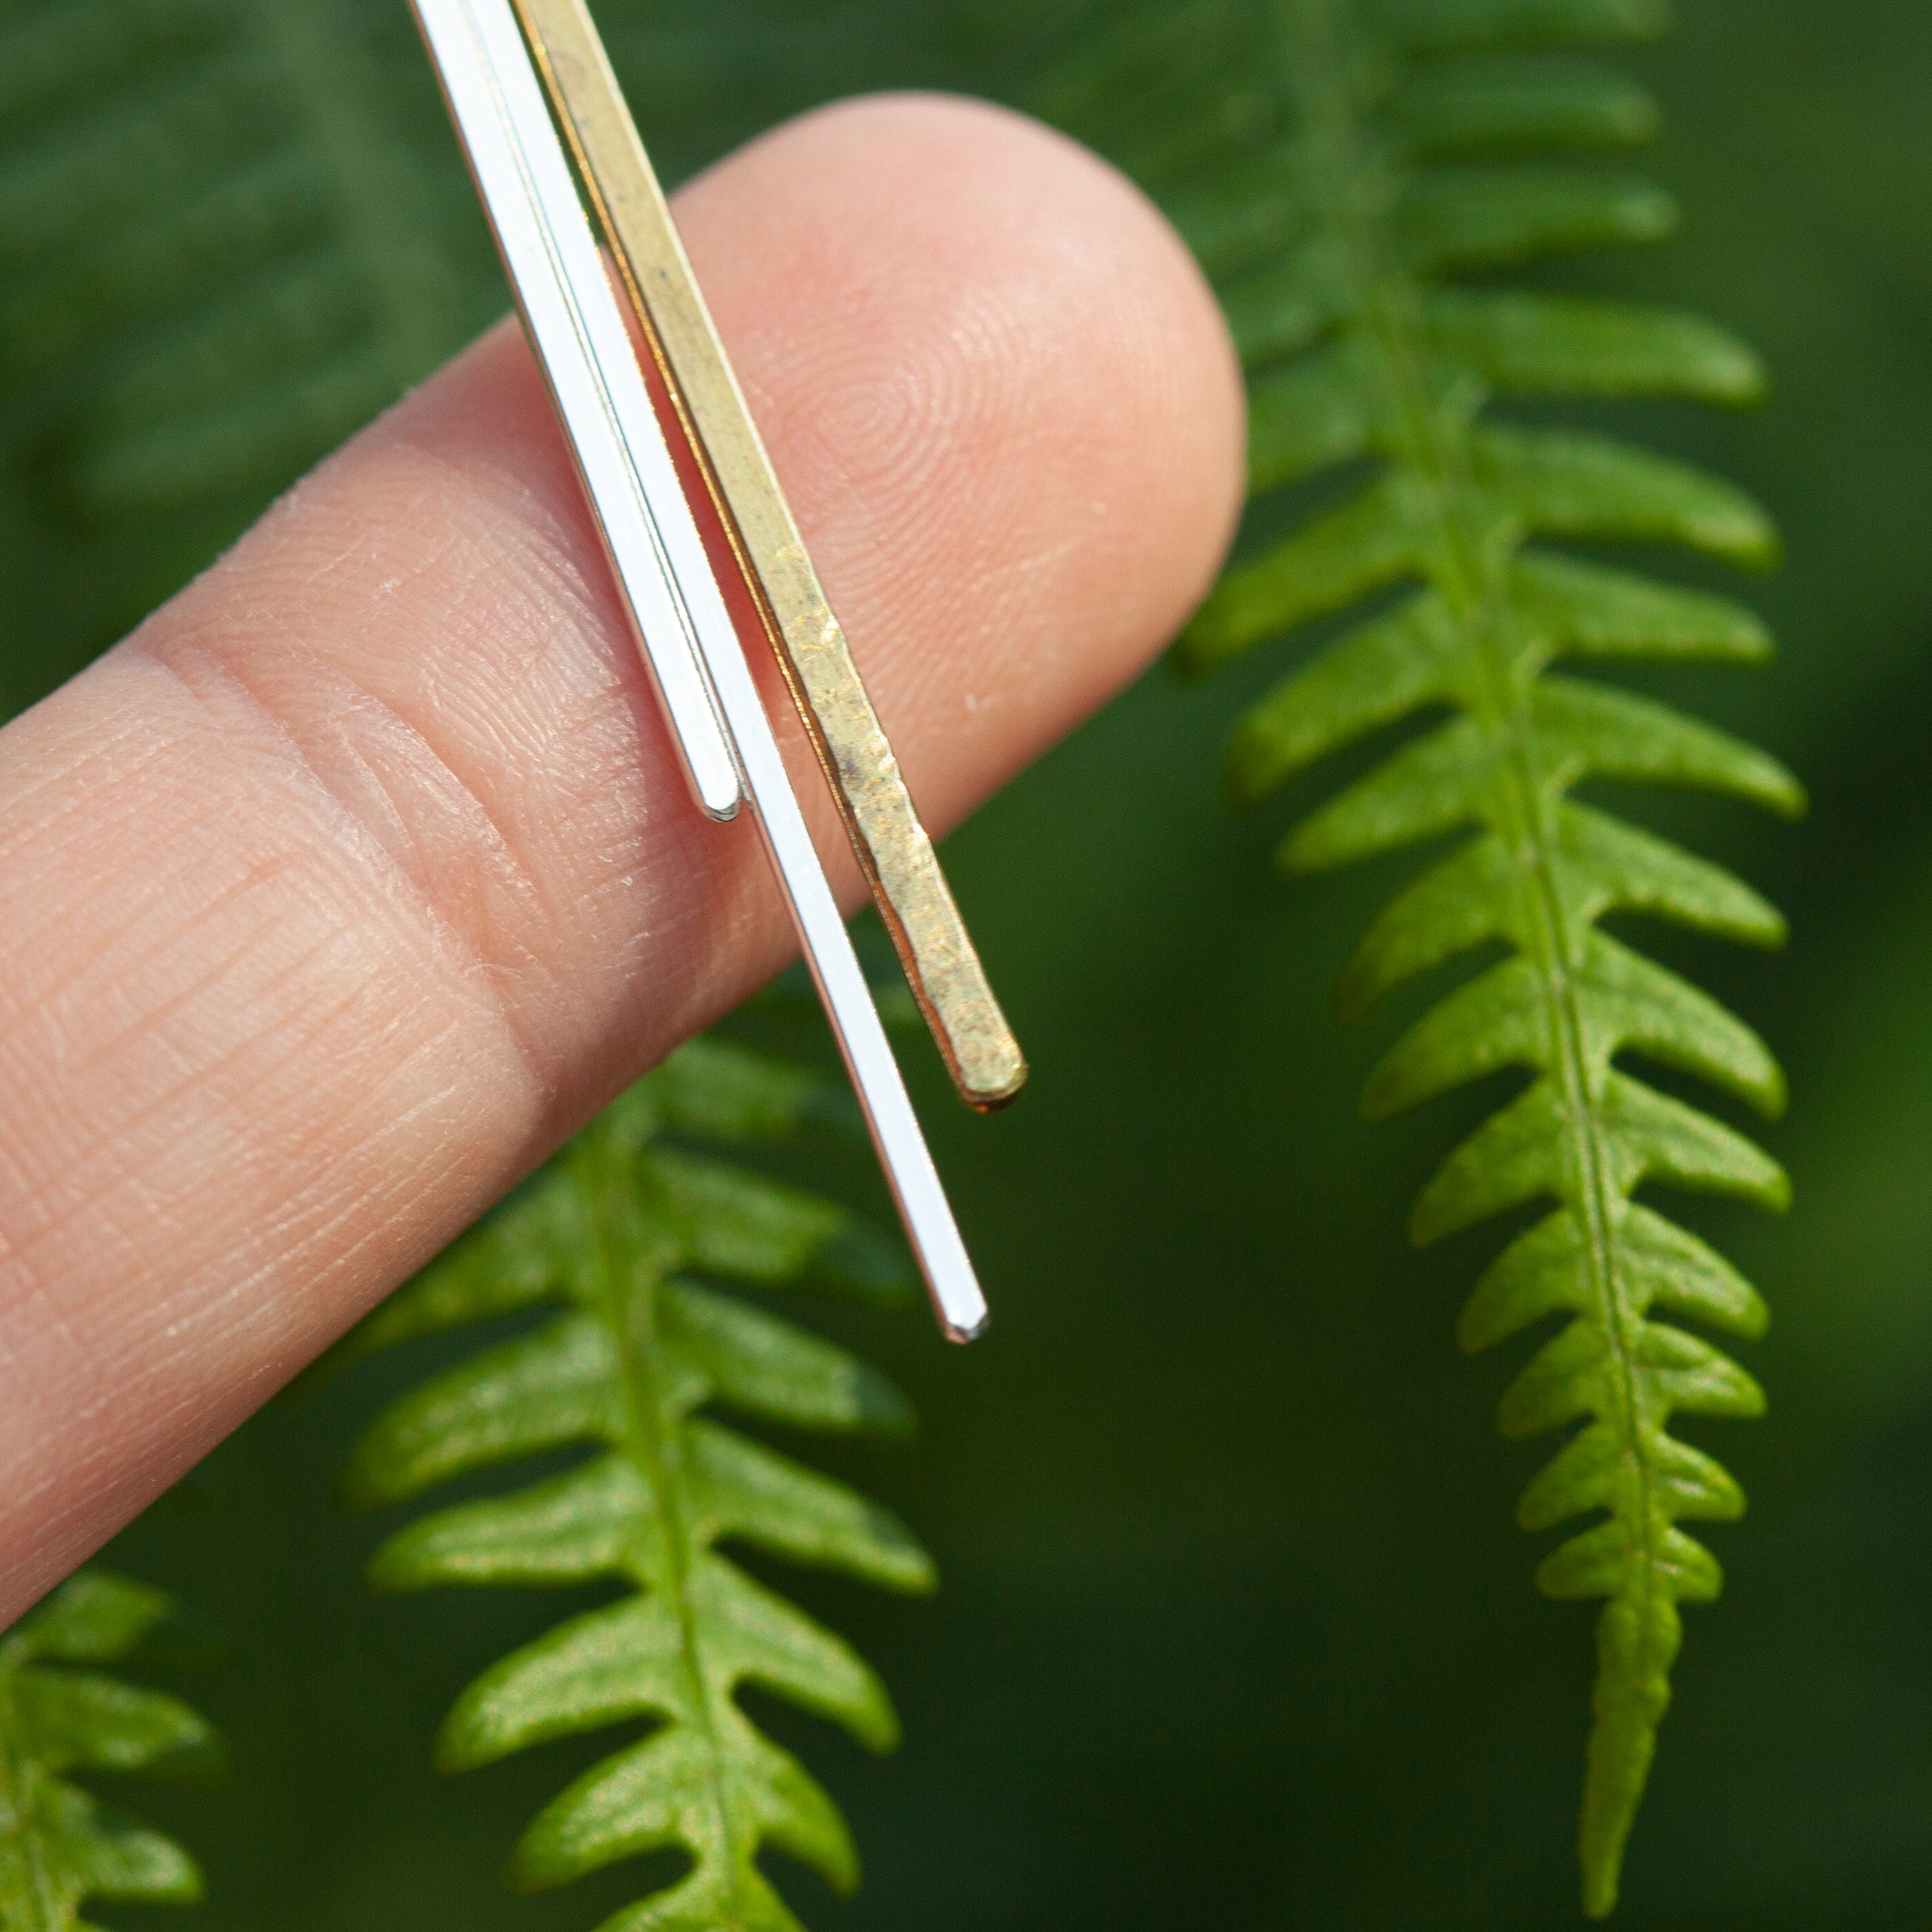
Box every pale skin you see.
[0,94,1245,1626]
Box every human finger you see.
[0,91,1244,1618]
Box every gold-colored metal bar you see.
[511,0,1026,1111]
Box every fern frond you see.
[1036,0,1794,1911]
[0,0,1014,550]
[338,1035,932,1932]
[0,1571,225,1932]
[0,0,503,529]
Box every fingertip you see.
[676,89,1247,819]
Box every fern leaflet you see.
[0,1571,224,1932]
[335,1035,934,1932]
[1037,0,1798,1911]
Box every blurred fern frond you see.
[0,0,501,530]
[0,1571,225,1932]
[0,0,506,698]
[1034,0,1797,1912]
[0,0,1002,707]
[335,1035,933,1932]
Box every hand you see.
[0,94,1243,1623]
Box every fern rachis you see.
[333,1035,933,1932]
[1037,0,1799,1912]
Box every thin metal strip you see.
[411,0,989,1341]
[512,0,1028,1113]
[410,0,740,821]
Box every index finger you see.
[0,91,1244,1620]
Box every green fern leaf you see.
[1035,0,1795,1912]
[340,1034,933,1932]
[0,1571,225,1932]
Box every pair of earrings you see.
[413,0,1023,1340]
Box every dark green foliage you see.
[0,1572,225,1932]
[0,0,1013,708]
[0,0,505,703]
[0,0,980,535]
[1035,0,1795,1913]
[0,0,504,519]
[337,1037,934,1932]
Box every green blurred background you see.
[3,0,1927,1925]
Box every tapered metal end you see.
[941,1307,990,1346]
